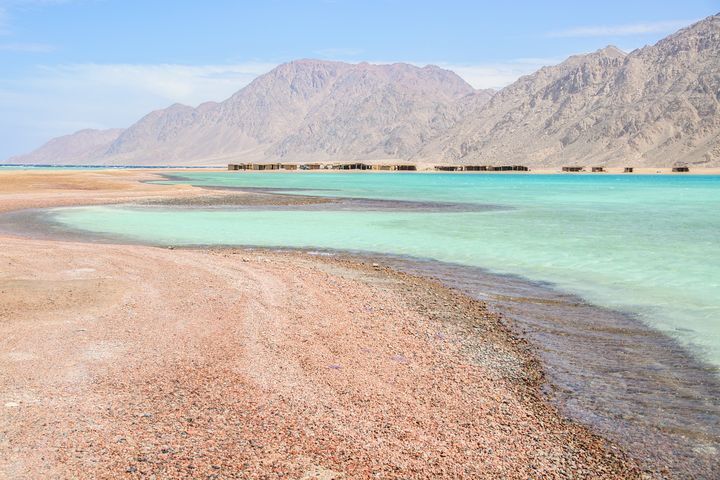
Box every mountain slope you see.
[9,15,720,167]
[13,60,476,166]
[418,14,720,167]
[8,129,123,165]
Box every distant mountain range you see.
[9,14,720,168]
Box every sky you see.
[1,0,718,160]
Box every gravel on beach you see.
[0,237,645,479]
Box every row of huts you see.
[228,163,692,173]
[228,162,417,171]
[434,165,529,172]
[562,166,690,173]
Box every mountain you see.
[8,128,123,165]
[9,14,720,167]
[11,60,477,166]
[418,14,720,167]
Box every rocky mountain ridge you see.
[9,14,720,167]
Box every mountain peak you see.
[595,45,626,58]
[417,16,720,167]
[10,18,719,168]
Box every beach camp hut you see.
[434,165,462,171]
[394,164,417,171]
[562,166,584,172]
[672,166,690,172]
[493,165,529,171]
[624,167,634,173]
[333,162,371,170]
[281,164,298,170]
[251,163,282,170]
[300,163,322,170]
[228,163,252,170]
[372,163,417,171]
[464,165,487,171]
[591,167,605,172]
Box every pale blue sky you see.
[1,0,717,159]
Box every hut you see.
[464,165,488,171]
[672,166,690,172]
[251,163,282,171]
[562,166,584,172]
[300,163,322,170]
[394,164,417,171]
[591,167,605,173]
[493,165,529,171]
[281,164,298,171]
[332,162,372,170]
[434,165,462,171]
[624,167,634,173]
[228,163,252,170]
[372,164,417,171]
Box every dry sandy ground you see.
[0,169,204,214]
[0,169,646,478]
[0,239,644,479]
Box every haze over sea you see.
[50,172,720,367]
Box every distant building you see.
[562,166,584,172]
[300,163,322,170]
[227,163,283,171]
[372,164,417,171]
[332,162,372,170]
[672,166,690,172]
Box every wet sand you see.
[379,257,720,478]
[0,168,687,478]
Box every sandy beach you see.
[1,169,647,478]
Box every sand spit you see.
[0,169,219,214]
[0,237,645,479]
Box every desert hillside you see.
[9,14,720,167]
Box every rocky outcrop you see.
[418,14,720,167]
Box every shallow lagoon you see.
[51,173,720,367]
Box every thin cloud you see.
[0,41,55,52]
[547,19,693,38]
[414,58,561,90]
[0,61,278,158]
[30,62,278,104]
[443,63,550,90]
[0,7,9,34]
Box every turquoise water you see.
[49,173,720,366]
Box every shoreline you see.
[4,164,720,175]
[1,169,718,477]
[0,236,645,478]
[6,198,717,476]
